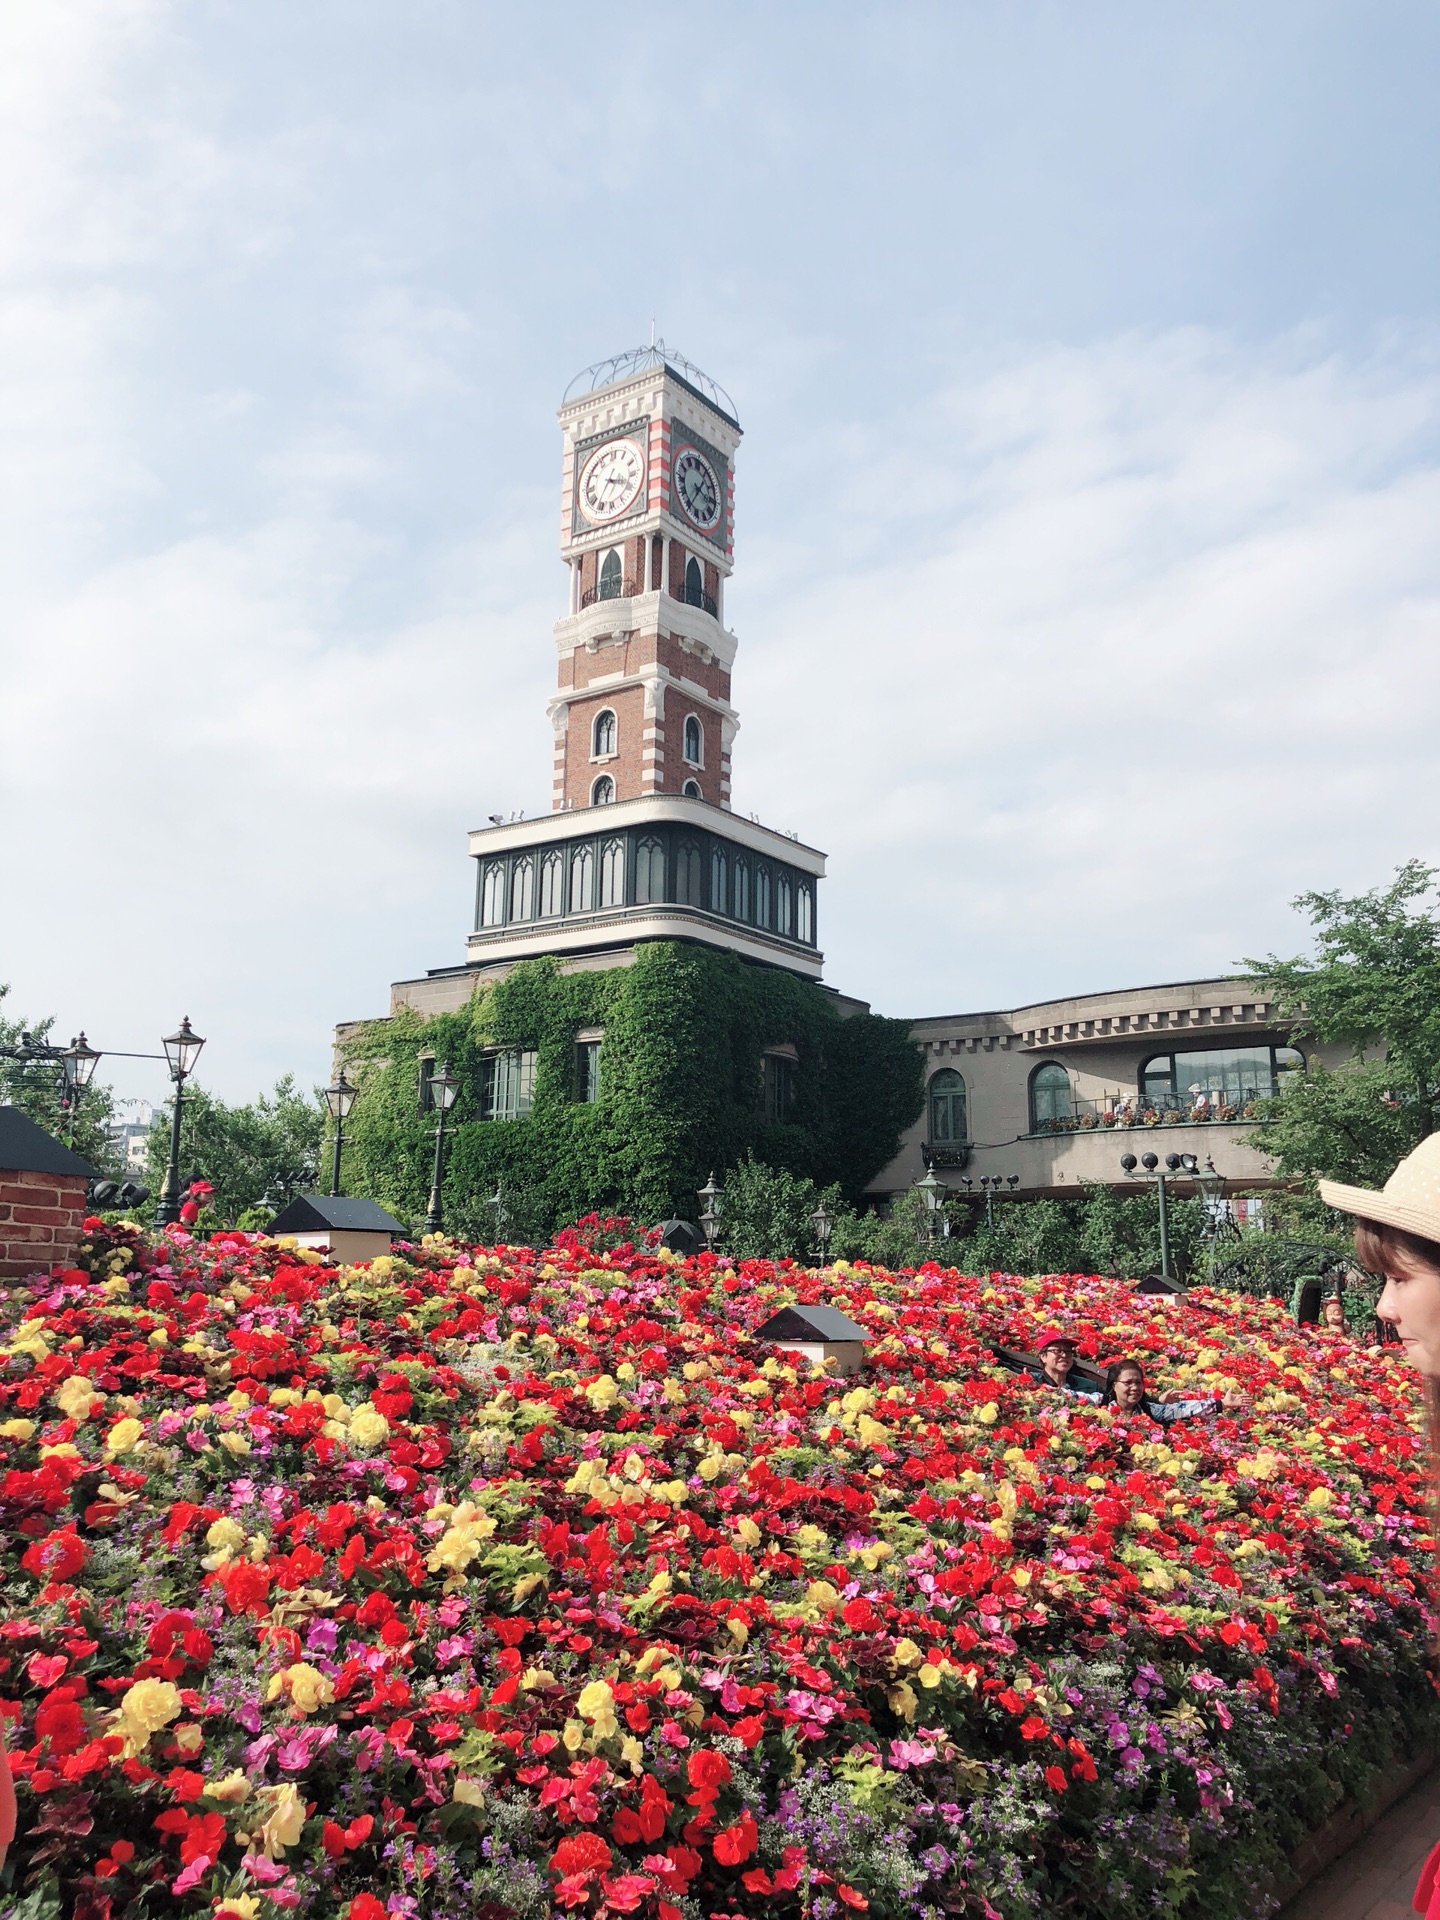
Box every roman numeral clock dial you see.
[578,438,645,522]
[673,446,722,532]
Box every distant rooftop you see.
[563,340,740,429]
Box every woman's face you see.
[1112,1367,1146,1411]
[1375,1243,1440,1373]
[1040,1344,1073,1384]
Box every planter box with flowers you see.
[1,1221,1435,1920]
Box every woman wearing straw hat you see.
[1319,1136,1440,1919]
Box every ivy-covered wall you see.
[340,943,923,1238]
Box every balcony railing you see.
[675,581,718,616]
[1029,1090,1272,1136]
[580,578,643,609]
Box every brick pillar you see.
[0,1169,90,1279]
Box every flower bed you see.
[2,1221,1437,1920]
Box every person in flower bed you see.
[1101,1356,1248,1422]
[1032,1327,1102,1397]
[1319,1133,1440,1920]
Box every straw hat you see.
[1319,1134,1440,1242]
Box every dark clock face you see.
[673,446,722,532]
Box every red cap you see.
[1036,1327,1077,1351]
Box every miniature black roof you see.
[754,1303,870,1344]
[269,1194,404,1236]
[0,1106,96,1179]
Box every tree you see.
[148,1075,325,1226]
[0,983,120,1173]
[1243,861,1440,1182]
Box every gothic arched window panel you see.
[710,848,727,914]
[754,866,771,928]
[682,779,702,798]
[598,549,622,600]
[539,850,564,918]
[592,708,616,758]
[796,884,814,944]
[929,1069,967,1144]
[1029,1062,1073,1133]
[599,837,625,908]
[733,857,749,921]
[480,861,505,927]
[684,555,703,606]
[569,845,594,913]
[635,836,665,904]
[591,774,615,806]
[776,874,793,937]
[683,715,702,765]
[676,841,703,905]
[509,857,534,923]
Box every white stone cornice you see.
[466,902,822,979]
[468,792,825,873]
[553,591,738,669]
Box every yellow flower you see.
[54,1374,102,1421]
[120,1678,182,1749]
[0,1418,36,1442]
[576,1677,619,1737]
[585,1374,619,1410]
[452,1776,486,1806]
[267,1662,335,1716]
[347,1404,390,1451]
[218,1430,251,1457]
[215,1899,262,1920]
[173,1722,204,1755]
[206,1516,246,1554]
[206,1769,252,1804]
[1306,1486,1335,1511]
[255,1781,306,1856]
[104,1416,144,1454]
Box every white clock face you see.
[578,438,645,522]
[672,446,722,532]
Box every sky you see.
[2,0,1440,1110]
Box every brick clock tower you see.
[551,347,740,812]
[386,341,827,1016]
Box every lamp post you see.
[323,1073,357,1198]
[490,1183,509,1242]
[153,1018,206,1228]
[977,1173,1019,1227]
[1120,1150,1198,1281]
[422,1062,460,1236]
[698,1172,722,1252]
[914,1165,947,1240]
[811,1199,833,1262]
[60,1033,101,1146]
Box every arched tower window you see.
[684,556,703,606]
[635,836,665,903]
[599,837,625,908]
[683,715,702,764]
[710,847,727,912]
[591,774,615,806]
[754,866,771,927]
[796,884,814,944]
[569,844,594,911]
[539,850,564,917]
[592,709,616,757]
[733,857,749,921]
[509,856,534,922]
[480,861,505,927]
[598,549,623,600]
[676,842,703,905]
[682,778,702,798]
[776,874,793,936]
[929,1069,967,1143]
[1029,1062,1073,1133]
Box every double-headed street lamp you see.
[154,1018,206,1227]
[1119,1149,1200,1281]
[422,1063,460,1236]
[323,1073,357,1197]
[697,1172,722,1252]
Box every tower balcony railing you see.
[675,581,718,616]
[580,577,644,609]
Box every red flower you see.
[836,1885,869,1909]
[551,1832,613,1877]
[712,1809,758,1866]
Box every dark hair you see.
[1102,1358,1147,1406]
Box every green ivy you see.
[339,943,923,1237]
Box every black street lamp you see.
[977,1173,1019,1227]
[422,1063,460,1236]
[914,1165,947,1239]
[323,1073,357,1198]
[154,1018,205,1227]
[697,1172,722,1252]
[811,1198,833,1261]
[1120,1150,1198,1281]
[60,1033,101,1145]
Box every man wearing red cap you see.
[1035,1329,1100,1400]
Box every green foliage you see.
[0,982,120,1173]
[340,945,924,1237]
[958,1183,1208,1280]
[717,1154,845,1261]
[1244,860,1440,1178]
[149,1074,326,1225]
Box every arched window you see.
[509,856,534,922]
[480,861,505,927]
[733,857,749,921]
[676,841,703,905]
[796,884,814,944]
[598,549,622,600]
[569,844,594,912]
[635,836,665,903]
[710,848,727,913]
[776,873,793,936]
[682,778,702,798]
[591,774,615,806]
[599,837,625,908]
[592,709,616,758]
[1030,1062,1072,1132]
[539,850,564,917]
[929,1069,967,1143]
[754,866,771,927]
[683,715,702,764]
[684,555,703,606]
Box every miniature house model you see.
[268,1195,405,1265]
[753,1303,870,1378]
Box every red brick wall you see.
[563,685,649,805]
[0,1169,89,1279]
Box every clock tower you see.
[551,342,741,811]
